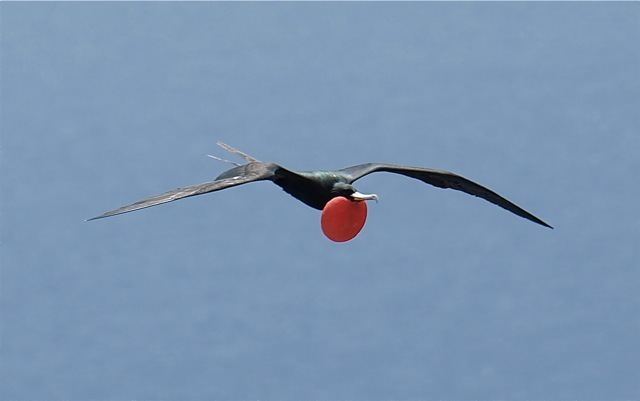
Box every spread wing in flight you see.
[339,163,552,228]
[88,162,278,221]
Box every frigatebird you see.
[88,142,552,229]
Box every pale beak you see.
[351,191,379,202]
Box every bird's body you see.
[212,162,344,210]
[276,170,352,210]
[89,142,552,229]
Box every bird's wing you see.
[340,163,552,228]
[88,162,279,221]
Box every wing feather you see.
[88,162,276,221]
[340,163,552,228]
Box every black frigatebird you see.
[88,142,552,229]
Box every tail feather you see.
[216,141,260,163]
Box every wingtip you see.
[539,220,554,229]
[527,215,553,229]
[86,214,108,222]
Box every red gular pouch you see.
[321,196,368,242]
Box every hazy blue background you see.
[2,3,638,399]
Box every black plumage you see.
[88,142,552,229]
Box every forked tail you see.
[217,141,260,162]
[207,141,261,166]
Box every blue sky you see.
[1,3,638,399]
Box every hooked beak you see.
[351,191,379,203]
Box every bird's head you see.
[331,182,379,203]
